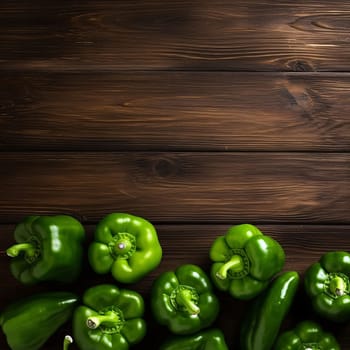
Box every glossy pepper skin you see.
[73,284,146,350]
[304,251,350,323]
[240,271,300,350]
[151,264,220,335]
[274,320,340,350]
[209,224,285,300]
[6,215,85,284]
[0,291,78,350]
[88,213,162,283]
[160,328,229,350]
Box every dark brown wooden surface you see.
[1,1,350,71]
[1,72,350,152]
[0,1,349,349]
[0,152,349,224]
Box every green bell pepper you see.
[6,215,85,284]
[274,320,340,350]
[240,271,300,350]
[151,264,220,335]
[72,284,146,350]
[0,291,78,350]
[209,224,285,300]
[88,212,162,283]
[304,251,350,322]
[160,328,229,350]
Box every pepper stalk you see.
[63,335,73,350]
[6,243,37,259]
[216,255,244,280]
[329,275,347,297]
[86,310,124,330]
[176,288,200,315]
[113,237,133,256]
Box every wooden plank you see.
[0,224,349,348]
[1,72,350,151]
[0,152,348,223]
[1,1,350,71]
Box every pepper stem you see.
[86,311,122,329]
[113,238,132,255]
[216,255,244,280]
[63,335,73,350]
[329,275,347,297]
[303,345,320,350]
[6,243,36,258]
[176,288,200,315]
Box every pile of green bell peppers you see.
[1,216,348,349]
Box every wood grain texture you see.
[1,0,350,71]
[1,0,350,348]
[0,224,349,349]
[0,152,348,224]
[1,72,350,151]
